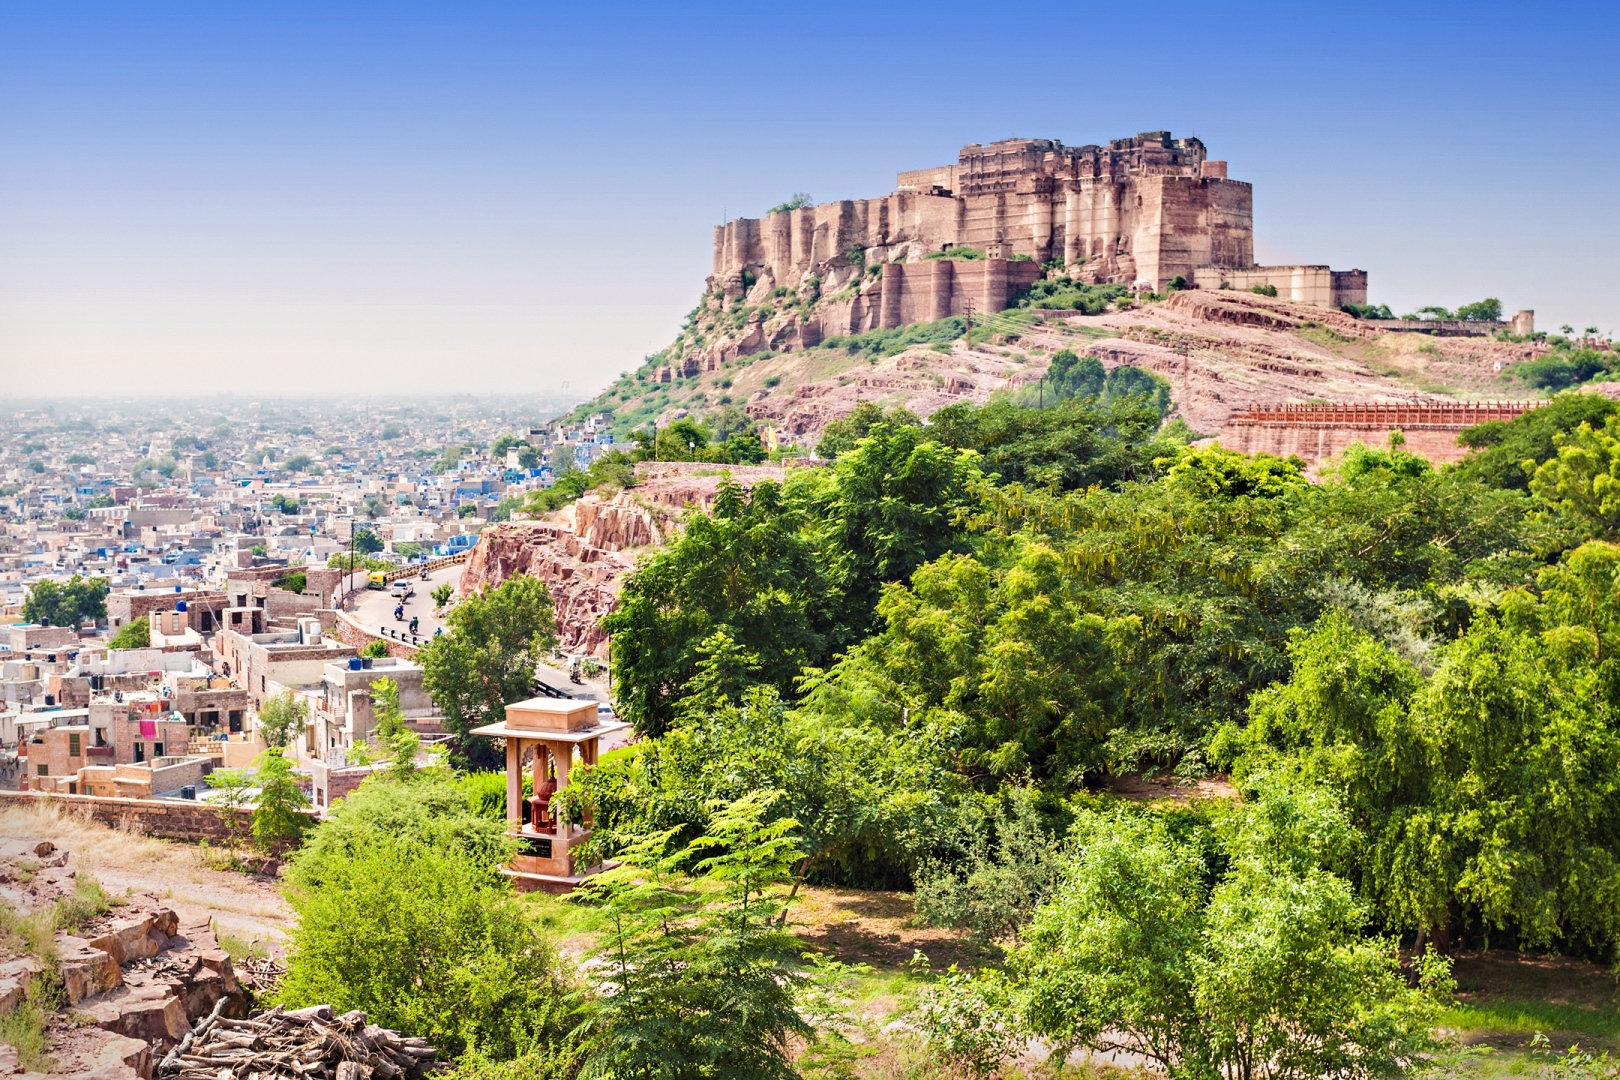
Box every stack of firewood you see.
[157,1002,444,1080]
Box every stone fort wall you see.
[711,131,1363,309]
[1218,402,1540,467]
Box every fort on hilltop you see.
[710,131,1367,330]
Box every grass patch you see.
[1443,1001,1620,1042]
[53,875,116,933]
[0,998,51,1072]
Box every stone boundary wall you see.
[1218,402,1543,468]
[0,789,316,848]
[329,610,419,659]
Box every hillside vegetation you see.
[250,382,1620,1079]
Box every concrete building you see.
[218,616,356,709]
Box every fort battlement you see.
[1218,401,1543,466]
[711,132,1366,312]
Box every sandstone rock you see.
[81,982,189,1044]
[0,955,42,1013]
[15,1025,152,1080]
[86,910,176,966]
[56,935,123,1004]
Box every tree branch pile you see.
[157,1002,445,1080]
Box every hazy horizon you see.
[4,1,1618,397]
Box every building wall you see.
[1218,403,1539,467]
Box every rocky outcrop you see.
[458,464,802,656]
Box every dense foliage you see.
[389,387,1620,1075]
[418,575,558,768]
[22,573,107,628]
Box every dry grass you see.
[0,800,292,952]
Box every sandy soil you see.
[0,800,292,955]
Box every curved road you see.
[347,562,614,711]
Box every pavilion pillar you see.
[505,736,521,829]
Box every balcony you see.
[87,745,115,758]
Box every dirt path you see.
[0,800,292,955]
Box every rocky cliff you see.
[458,463,805,657]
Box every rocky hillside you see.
[459,462,802,657]
[566,285,1552,447]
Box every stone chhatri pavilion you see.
[472,696,628,893]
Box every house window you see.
[134,743,145,763]
[153,742,164,758]
[36,764,48,776]
[68,733,81,756]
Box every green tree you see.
[252,748,311,850]
[1012,789,1450,1080]
[22,574,108,628]
[352,527,384,553]
[361,639,390,658]
[813,402,918,460]
[418,574,558,768]
[107,619,150,650]
[604,481,829,736]
[255,691,308,750]
[1456,297,1504,322]
[571,791,811,1080]
[1528,416,1620,536]
[1454,393,1620,491]
[278,779,579,1061]
[929,394,1186,491]
[432,582,454,609]
[370,676,406,738]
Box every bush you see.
[273,571,306,594]
[108,619,149,650]
[361,640,390,659]
[819,316,969,357]
[1015,278,1128,315]
[1341,302,1395,320]
[924,246,985,261]
[1457,297,1503,322]
[279,786,577,1059]
[1250,283,1279,297]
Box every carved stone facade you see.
[710,131,1365,308]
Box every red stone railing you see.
[1224,401,1543,428]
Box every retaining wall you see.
[0,789,316,848]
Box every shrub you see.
[1250,283,1279,297]
[361,640,389,658]
[108,619,149,650]
[1341,302,1395,320]
[924,246,986,261]
[279,806,576,1058]
[1015,278,1128,314]
[253,748,311,850]
[763,375,782,388]
[1457,297,1504,322]
[273,571,306,594]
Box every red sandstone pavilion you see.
[710,131,1369,324]
[471,697,628,893]
[1217,401,1543,466]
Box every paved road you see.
[351,562,462,643]
[347,562,613,707]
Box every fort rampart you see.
[1218,402,1541,467]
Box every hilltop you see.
[564,284,1553,448]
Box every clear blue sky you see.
[3,1,1617,397]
